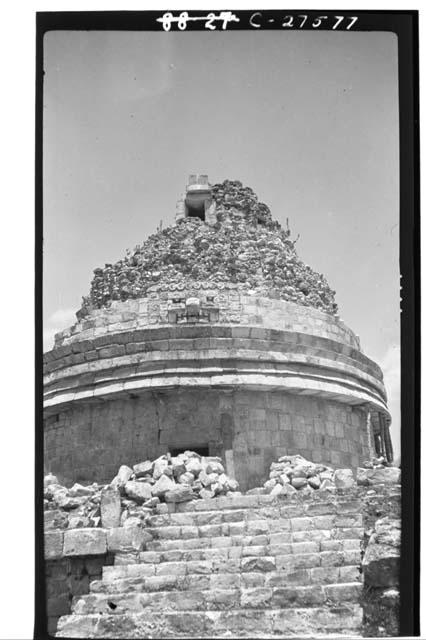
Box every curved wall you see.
[44,287,388,488]
[44,390,369,489]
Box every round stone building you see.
[43,176,393,490]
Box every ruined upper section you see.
[79,178,338,318]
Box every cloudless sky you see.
[43,30,400,457]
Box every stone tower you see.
[43,176,392,490]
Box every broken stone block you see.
[320,479,335,491]
[308,475,321,489]
[264,479,277,493]
[100,487,121,528]
[124,481,152,503]
[68,483,95,498]
[44,473,59,488]
[144,497,160,509]
[186,458,203,477]
[165,485,194,503]
[334,468,355,490]
[205,460,225,475]
[280,483,297,496]
[363,517,400,587]
[178,472,195,485]
[270,483,284,497]
[133,460,153,478]
[198,470,212,487]
[152,475,176,497]
[153,458,170,480]
[111,465,133,491]
[171,459,187,478]
[56,495,87,511]
[227,478,239,492]
[357,467,401,486]
[291,477,308,489]
[199,488,215,500]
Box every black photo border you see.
[35,10,420,639]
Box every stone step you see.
[57,606,364,638]
[143,530,363,554]
[144,514,364,540]
[72,582,363,615]
[113,542,362,573]
[94,565,361,594]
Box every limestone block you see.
[334,468,356,489]
[63,528,107,556]
[111,465,133,490]
[357,466,401,486]
[186,458,203,477]
[241,556,276,572]
[44,473,59,488]
[152,475,176,497]
[124,481,152,503]
[291,477,308,489]
[153,458,170,480]
[45,530,64,559]
[363,517,400,586]
[178,472,195,485]
[133,460,153,477]
[165,485,194,503]
[199,488,215,500]
[100,487,121,528]
[106,526,151,553]
[205,460,225,475]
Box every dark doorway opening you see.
[186,202,205,221]
[170,445,210,457]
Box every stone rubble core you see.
[78,179,338,317]
[44,453,401,638]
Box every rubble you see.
[78,179,338,317]
[44,451,240,529]
[262,455,338,494]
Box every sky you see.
[43,30,400,459]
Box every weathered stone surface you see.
[153,457,170,480]
[45,531,64,559]
[357,466,401,486]
[111,465,133,490]
[133,460,153,477]
[106,525,152,552]
[205,460,225,475]
[100,487,121,528]
[152,475,176,497]
[186,458,203,477]
[178,472,195,485]
[124,481,152,503]
[363,516,400,586]
[165,485,194,503]
[63,528,107,556]
[334,468,355,489]
[44,473,59,487]
[291,477,308,489]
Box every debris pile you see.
[44,452,240,529]
[361,455,388,469]
[258,454,340,496]
[79,179,338,316]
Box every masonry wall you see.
[46,555,114,635]
[44,390,369,489]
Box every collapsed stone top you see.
[79,178,338,317]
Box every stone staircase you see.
[56,494,364,638]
